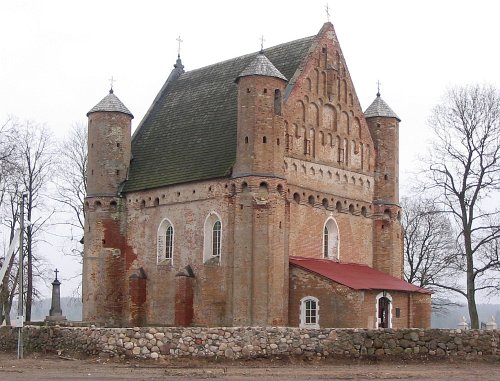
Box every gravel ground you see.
[0,352,499,380]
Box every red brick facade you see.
[82,22,431,328]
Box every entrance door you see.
[378,297,391,328]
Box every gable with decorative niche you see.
[283,23,374,176]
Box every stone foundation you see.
[0,326,498,360]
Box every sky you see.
[1,0,500,299]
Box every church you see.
[82,21,431,329]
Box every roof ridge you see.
[182,35,315,76]
[132,57,185,143]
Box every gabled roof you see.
[123,35,315,193]
[237,53,287,82]
[87,89,134,118]
[290,256,430,294]
[364,93,400,121]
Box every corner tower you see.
[233,52,287,177]
[86,89,133,194]
[230,53,290,326]
[365,92,403,278]
[83,89,133,325]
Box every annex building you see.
[82,21,431,329]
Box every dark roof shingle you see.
[237,53,287,82]
[364,94,400,121]
[87,90,134,118]
[123,36,315,192]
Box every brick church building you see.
[83,21,431,328]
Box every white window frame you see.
[375,292,393,329]
[299,296,320,329]
[323,217,340,260]
[157,218,174,265]
[203,211,222,263]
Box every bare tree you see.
[53,123,87,261]
[0,182,22,325]
[425,84,500,328]
[11,120,55,321]
[401,196,460,311]
[0,118,16,211]
[0,118,18,325]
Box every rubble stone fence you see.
[0,326,498,360]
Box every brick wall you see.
[87,111,131,196]
[290,266,431,329]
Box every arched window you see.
[204,212,222,263]
[300,296,319,328]
[212,220,221,257]
[157,218,174,264]
[323,218,339,260]
[165,226,173,259]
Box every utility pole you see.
[17,194,26,359]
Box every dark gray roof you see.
[87,90,134,118]
[237,53,287,82]
[123,35,315,193]
[364,94,400,121]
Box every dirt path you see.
[0,352,499,380]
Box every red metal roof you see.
[290,256,431,294]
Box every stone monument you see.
[45,269,66,322]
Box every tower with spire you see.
[365,91,403,278]
[230,50,289,326]
[83,88,133,325]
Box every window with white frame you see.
[157,218,174,264]
[323,218,339,259]
[203,212,222,263]
[299,296,319,328]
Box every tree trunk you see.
[464,226,479,328]
[4,301,12,325]
[467,284,479,329]
[26,221,33,322]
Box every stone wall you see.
[0,326,498,360]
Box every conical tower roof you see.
[87,89,134,118]
[364,93,400,121]
[236,52,287,82]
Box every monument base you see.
[45,315,67,322]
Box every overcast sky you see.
[1,0,500,299]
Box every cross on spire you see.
[109,76,116,93]
[260,35,265,53]
[176,36,183,57]
[377,80,381,97]
[54,268,59,281]
[325,3,331,22]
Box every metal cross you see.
[377,80,381,96]
[260,35,266,52]
[54,268,59,280]
[176,36,183,56]
[109,76,116,90]
[325,3,331,22]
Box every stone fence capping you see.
[0,326,498,360]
